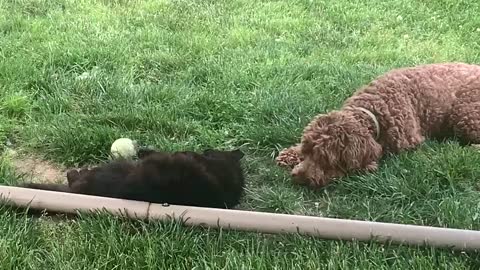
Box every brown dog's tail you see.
[20,183,71,193]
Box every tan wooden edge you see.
[0,185,478,251]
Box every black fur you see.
[21,149,246,209]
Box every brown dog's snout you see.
[291,164,310,185]
[291,172,303,183]
[291,161,333,188]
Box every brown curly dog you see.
[276,63,480,188]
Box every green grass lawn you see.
[1,0,480,268]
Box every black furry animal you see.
[22,149,246,209]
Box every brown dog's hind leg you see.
[449,88,480,144]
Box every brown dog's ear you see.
[301,112,338,155]
[341,135,382,171]
[300,133,315,154]
[310,134,341,167]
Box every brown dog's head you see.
[291,110,382,188]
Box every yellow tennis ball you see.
[110,138,138,159]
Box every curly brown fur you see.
[277,63,480,188]
[22,148,245,209]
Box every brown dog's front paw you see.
[275,145,303,168]
[364,161,379,172]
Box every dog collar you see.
[352,107,380,140]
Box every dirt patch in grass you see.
[10,153,66,184]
